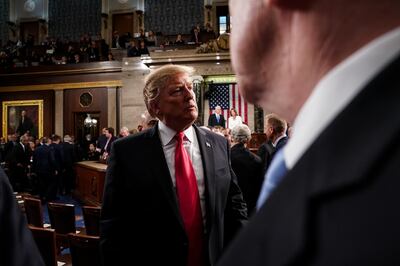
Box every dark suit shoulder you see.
[199,127,229,146]
[114,128,152,144]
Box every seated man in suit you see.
[219,0,400,265]
[100,64,247,266]
[208,106,226,128]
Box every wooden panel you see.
[112,13,134,36]
[0,90,54,138]
[63,88,108,138]
[0,61,122,87]
[74,162,106,206]
[248,133,267,154]
[20,21,39,45]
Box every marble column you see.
[54,90,63,136]
[107,87,117,130]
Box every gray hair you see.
[231,124,251,143]
[141,111,158,129]
[143,64,194,116]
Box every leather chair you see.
[24,197,44,227]
[82,206,101,236]
[29,226,57,266]
[68,233,101,266]
[47,202,76,251]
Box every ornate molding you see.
[204,75,236,83]
[0,80,123,92]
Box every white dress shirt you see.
[284,27,400,170]
[158,121,206,225]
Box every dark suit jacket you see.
[62,142,76,169]
[96,134,107,150]
[100,124,247,266]
[50,143,64,172]
[257,141,275,175]
[32,144,56,175]
[0,168,45,266]
[231,143,264,215]
[217,55,400,265]
[275,135,288,152]
[208,114,226,128]
[103,136,116,154]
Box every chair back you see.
[68,233,101,266]
[24,197,44,227]
[29,226,57,266]
[82,206,101,236]
[248,133,267,149]
[47,202,76,251]
[47,202,76,234]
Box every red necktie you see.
[175,132,205,266]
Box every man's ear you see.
[149,101,160,117]
[267,0,314,10]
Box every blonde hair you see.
[143,64,194,116]
[264,113,286,134]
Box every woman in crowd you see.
[228,108,243,130]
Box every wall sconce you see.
[84,114,98,128]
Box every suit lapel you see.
[194,126,216,233]
[147,125,184,230]
[259,54,400,265]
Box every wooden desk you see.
[74,161,107,207]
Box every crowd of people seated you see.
[0,23,218,71]
[0,33,111,71]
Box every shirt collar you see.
[284,27,400,170]
[158,120,194,146]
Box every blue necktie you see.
[256,149,288,210]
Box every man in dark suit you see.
[208,106,226,128]
[8,135,30,191]
[96,127,108,152]
[32,137,56,202]
[257,113,288,175]
[219,0,400,265]
[101,65,247,266]
[61,135,76,194]
[16,110,34,136]
[0,167,45,266]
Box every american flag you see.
[208,83,248,127]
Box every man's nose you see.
[183,85,194,99]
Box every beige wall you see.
[119,57,150,131]
[54,90,63,136]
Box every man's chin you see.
[238,81,264,105]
